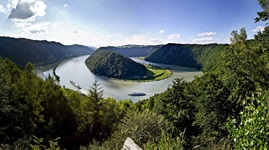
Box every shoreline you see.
[35,54,91,80]
[84,56,173,83]
[87,67,173,83]
[53,60,63,81]
[39,54,201,101]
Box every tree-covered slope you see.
[145,43,228,71]
[0,37,95,67]
[100,45,161,57]
[85,49,148,79]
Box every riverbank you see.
[35,60,63,81]
[144,64,173,81]
[36,54,92,80]
[53,60,63,81]
[86,64,173,83]
[49,55,201,101]
[35,61,62,71]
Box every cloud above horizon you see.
[159,29,165,34]
[8,2,34,19]
[25,21,51,34]
[150,38,163,44]
[0,0,262,47]
[252,26,265,32]
[197,32,216,36]
[168,34,181,40]
[193,37,217,42]
[7,0,46,20]
[0,4,7,13]
[2,0,48,35]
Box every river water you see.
[43,55,202,102]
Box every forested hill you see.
[0,37,95,67]
[100,45,162,57]
[85,49,148,79]
[145,43,228,71]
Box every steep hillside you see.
[100,45,161,57]
[145,43,228,71]
[0,37,95,67]
[85,49,148,79]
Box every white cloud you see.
[131,34,146,39]
[13,21,32,28]
[252,26,265,32]
[121,34,157,45]
[73,30,78,34]
[7,0,18,11]
[193,37,217,42]
[159,29,165,34]
[25,22,51,34]
[150,38,163,44]
[4,0,48,35]
[12,21,51,34]
[168,34,181,40]
[64,4,68,8]
[29,1,46,17]
[8,0,46,21]
[0,4,7,13]
[8,2,34,19]
[197,32,216,36]
[103,32,122,38]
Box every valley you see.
[46,55,201,101]
[0,37,95,68]
[0,0,268,149]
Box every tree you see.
[0,69,13,143]
[191,73,232,148]
[145,131,185,150]
[40,75,77,148]
[255,0,269,22]
[79,80,105,144]
[156,79,197,148]
[0,58,43,146]
[217,27,268,104]
[227,90,269,149]
[230,27,247,44]
[88,110,171,150]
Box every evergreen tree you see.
[255,0,269,22]
[79,80,105,144]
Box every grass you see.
[145,65,172,81]
[116,64,172,82]
[138,57,145,60]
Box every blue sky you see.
[0,0,267,47]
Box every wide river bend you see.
[43,55,202,102]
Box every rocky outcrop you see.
[122,137,142,150]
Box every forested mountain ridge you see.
[145,43,228,71]
[0,37,95,67]
[99,44,162,57]
[85,49,148,79]
[100,43,228,71]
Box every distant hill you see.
[85,49,148,79]
[0,37,95,67]
[100,45,162,57]
[145,43,228,71]
[87,46,99,51]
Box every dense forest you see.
[0,37,95,68]
[1,0,269,149]
[100,45,161,57]
[85,49,148,79]
[145,43,228,71]
[100,43,227,71]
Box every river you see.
[42,55,202,102]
